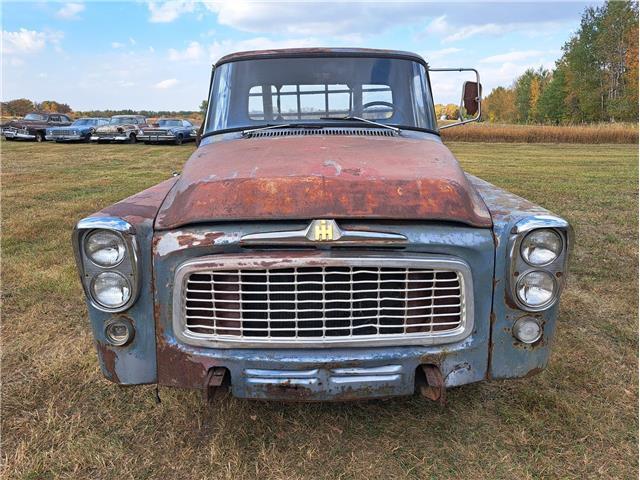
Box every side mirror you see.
[462,81,482,116]
[429,67,482,129]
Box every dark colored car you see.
[72,48,572,403]
[46,117,110,142]
[138,118,197,145]
[2,112,72,142]
[91,115,148,143]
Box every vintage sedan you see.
[1,112,72,142]
[138,118,197,145]
[91,115,147,143]
[46,117,110,142]
[73,48,572,403]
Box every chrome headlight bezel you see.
[508,215,572,312]
[73,217,141,313]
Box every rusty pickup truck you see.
[73,48,572,402]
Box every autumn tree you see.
[3,98,35,116]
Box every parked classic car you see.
[1,112,72,141]
[73,48,572,403]
[46,117,110,142]
[138,118,197,145]
[91,115,147,143]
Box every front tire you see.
[128,133,136,144]
[35,131,44,142]
[174,134,183,145]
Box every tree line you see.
[483,1,638,124]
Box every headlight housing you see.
[84,230,126,267]
[73,217,140,313]
[516,271,556,308]
[521,229,562,266]
[92,271,131,308]
[509,216,571,312]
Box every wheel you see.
[174,134,183,145]
[128,133,136,144]
[35,131,44,142]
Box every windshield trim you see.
[200,123,440,142]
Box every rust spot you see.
[523,367,544,378]
[95,342,120,383]
[96,177,178,225]
[176,231,224,247]
[155,136,493,230]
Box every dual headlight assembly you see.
[509,216,571,343]
[73,217,140,346]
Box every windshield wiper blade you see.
[318,116,399,133]
[242,123,323,136]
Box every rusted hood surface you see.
[155,135,492,229]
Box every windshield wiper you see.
[242,123,323,136]
[318,116,399,133]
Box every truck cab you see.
[73,48,571,402]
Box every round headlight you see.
[521,229,562,266]
[105,318,134,346]
[85,230,126,267]
[91,271,131,309]
[513,317,542,344]
[516,271,556,308]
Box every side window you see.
[183,120,192,127]
[49,115,60,122]
[61,115,71,122]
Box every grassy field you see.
[441,122,638,143]
[2,140,638,479]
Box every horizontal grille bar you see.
[175,254,472,347]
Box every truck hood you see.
[95,124,137,133]
[155,134,492,230]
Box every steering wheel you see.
[362,101,394,112]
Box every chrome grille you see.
[175,254,472,347]
[52,129,74,136]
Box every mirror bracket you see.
[429,68,482,130]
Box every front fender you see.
[468,174,571,379]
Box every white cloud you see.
[56,3,85,20]
[425,15,449,36]
[204,2,418,37]
[423,47,462,61]
[129,37,137,46]
[207,37,319,63]
[147,1,195,23]
[154,78,178,89]
[480,50,554,63]
[168,41,204,61]
[1,29,63,55]
[111,42,125,49]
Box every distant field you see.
[1,140,638,479]
[441,122,639,143]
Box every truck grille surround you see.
[174,254,473,347]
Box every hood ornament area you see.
[240,219,407,245]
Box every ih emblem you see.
[313,219,335,241]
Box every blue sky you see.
[2,1,598,111]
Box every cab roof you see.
[215,47,427,67]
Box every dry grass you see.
[1,140,638,479]
[441,122,639,143]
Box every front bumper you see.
[91,135,129,142]
[138,134,176,142]
[46,134,83,141]
[3,131,35,140]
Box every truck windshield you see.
[205,56,436,134]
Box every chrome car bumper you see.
[138,134,177,141]
[90,135,130,142]
[46,134,83,141]
[3,131,35,140]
